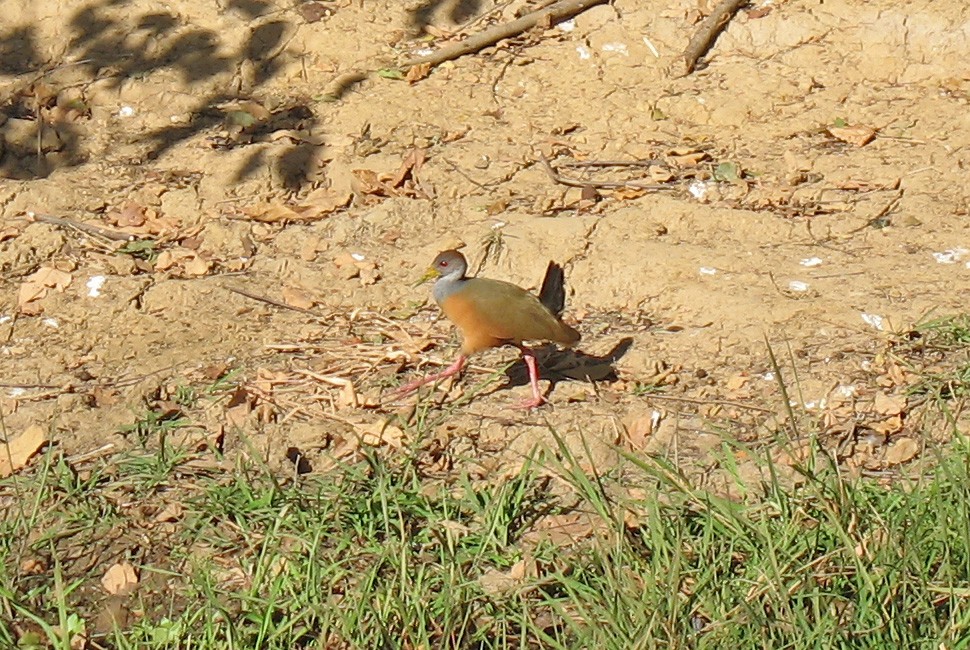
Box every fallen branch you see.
[323,0,609,99]
[681,0,747,75]
[29,212,136,242]
[401,0,609,70]
[225,286,318,316]
[538,153,675,191]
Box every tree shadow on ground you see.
[408,0,484,34]
[0,0,322,189]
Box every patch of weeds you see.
[171,383,197,408]
[116,239,159,262]
[120,406,190,447]
[897,314,970,404]
[912,314,970,349]
[631,379,666,396]
[4,421,970,648]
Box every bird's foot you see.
[513,395,547,410]
[389,356,467,398]
[391,376,436,397]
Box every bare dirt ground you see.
[2,0,970,490]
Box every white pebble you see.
[861,313,884,330]
[932,248,968,264]
[86,276,106,298]
[688,180,709,199]
[836,385,857,398]
[601,42,629,56]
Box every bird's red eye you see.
[439,260,448,267]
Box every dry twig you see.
[681,0,747,75]
[402,0,609,70]
[324,0,608,98]
[225,286,321,316]
[538,153,675,191]
[29,212,136,242]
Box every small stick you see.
[681,0,747,75]
[641,392,775,413]
[29,212,136,242]
[538,152,674,191]
[225,286,318,316]
[401,0,608,70]
[556,159,665,168]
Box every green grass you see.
[1,431,969,649]
[902,315,970,405]
[3,317,970,649]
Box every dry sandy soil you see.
[2,0,970,488]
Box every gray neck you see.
[433,270,465,306]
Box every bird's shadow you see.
[503,337,634,392]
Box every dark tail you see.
[539,261,566,316]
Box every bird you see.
[393,249,580,409]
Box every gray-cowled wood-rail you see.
[394,249,580,409]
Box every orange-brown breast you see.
[439,278,580,355]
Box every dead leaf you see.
[114,202,147,228]
[667,149,710,167]
[885,437,919,465]
[107,203,181,236]
[828,125,876,147]
[869,415,903,436]
[242,193,351,223]
[281,287,315,310]
[873,392,906,416]
[19,556,47,575]
[389,148,426,188]
[154,248,211,277]
[359,420,405,449]
[242,202,303,223]
[91,386,121,407]
[101,561,139,595]
[352,168,394,196]
[331,379,359,408]
[154,502,184,523]
[18,267,73,307]
[614,187,648,200]
[0,397,17,417]
[200,363,230,381]
[621,410,657,450]
[478,556,538,595]
[522,513,596,547]
[406,63,432,83]
[0,224,22,242]
[224,395,254,429]
[0,424,48,477]
[69,623,87,650]
[297,0,333,22]
[299,186,353,218]
[725,374,750,392]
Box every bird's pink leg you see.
[393,355,467,397]
[515,347,546,410]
